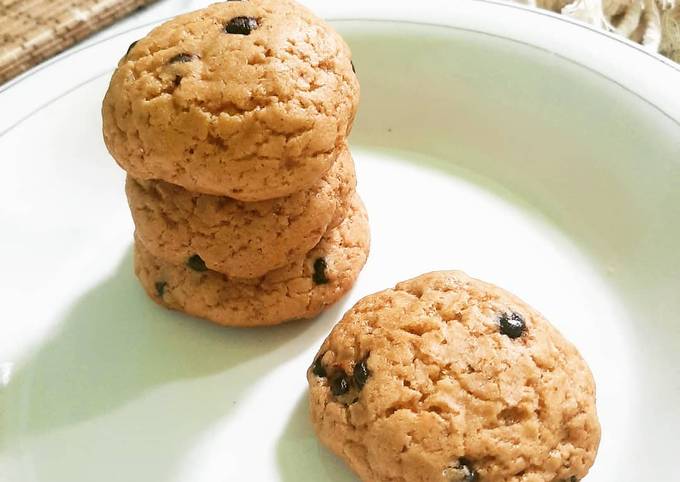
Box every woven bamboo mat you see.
[0,0,157,85]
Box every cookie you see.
[127,147,356,278]
[308,271,600,482]
[102,0,359,200]
[134,194,370,327]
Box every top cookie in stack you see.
[103,0,359,201]
[101,0,368,327]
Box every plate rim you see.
[2,0,680,136]
[2,0,679,96]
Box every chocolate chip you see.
[312,356,326,377]
[225,16,258,35]
[353,358,369,390]
[187,254,207,272]
[499,311,525,339]
[351,60,356,73]
[312,257,328,285]
[155,281,166,297]
[173,75,182,87]
[443,458,479,482]
[169,53,196,64]
[330,371,350,396]
[457,459,479,482]
[125,40,138,56]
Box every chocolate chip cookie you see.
[134,194,370,327]
[308,271,600,482]
[127,147,356,278]
[102,0,359,200]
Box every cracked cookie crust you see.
[127,147,356,278]
[307,271,600,482]
[102,0,359,200]
[134,194,370,327]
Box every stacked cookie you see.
[102,0,368,326]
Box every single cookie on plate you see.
[102,0,359,200]
[307,271,600,482]
[135,194,370,327]
[127,147,356,278]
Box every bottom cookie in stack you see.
[134,194,370,327]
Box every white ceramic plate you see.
[1,1,679,481]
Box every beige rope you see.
[522,0,680,57]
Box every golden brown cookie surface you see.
[308,271,600,482]
[102,0,359,200]
[134,194,370,327]
[127,147,356,278]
